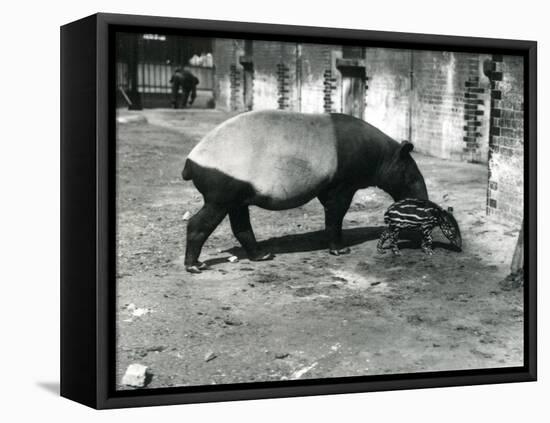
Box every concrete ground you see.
[115,109,523,390]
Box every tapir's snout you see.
[394,179,428,202]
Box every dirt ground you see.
[115,109,523,390]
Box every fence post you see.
[128,34,143,110]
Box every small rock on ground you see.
[121,363,149,388]
[204,351,217,362]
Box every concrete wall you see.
[299,43,335,113]
[411,51,492,161]
[362,50,492,162]
[364,48,411,143]
[213,38,241,110]
[252,41,298,110]
[486,55,524,224]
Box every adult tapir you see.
[181,110,428,273]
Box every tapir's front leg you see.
[377,228,391,254]
[420,225,434,255]
[389,226,401,255]
[318,186,355,256]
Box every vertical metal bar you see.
[165,55,169,94]
[128,33,142,110]
[146,40,151,94]
[408,49,414,142]
[154,54,158,94]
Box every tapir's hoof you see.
[422,248,434,256]
[329,247,351,256]
[250,252,275,262]
[391,250,402,256]
[185,262,209,274]
[377,248,386,255]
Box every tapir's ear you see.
[400,141,414,157]
[447,206,454,214]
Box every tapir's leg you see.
[185,202,228,273]
[318,187,355,255]
[229,206,273,261]
[420,225,434,255]
[389,226,401,256]
[377,228,391,254]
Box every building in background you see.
[213,39,524,225]
[114,34,524,226]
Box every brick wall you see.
[486,55,524,224]
[299,43,335,113]
[229,64,244,111]
[212,39,524,224]
[214,40,339,114]
[252,41,297,110]
[411,51,491,161]
[463,57,488,162]
[213,38,245,111]
[213,40,520,179]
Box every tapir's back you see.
[187,111,339,205]
[384,199,441,229]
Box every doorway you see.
[336,49,367,119]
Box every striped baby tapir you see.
[377,198,462,255]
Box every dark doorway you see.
[341,67,366,118]
[240,41,255,111]
[337,57,366,119]
[242,63,254,111]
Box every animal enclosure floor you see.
[115,109,523,390]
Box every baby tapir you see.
[182,110,429,273]
[377,199,462,255]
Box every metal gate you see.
[115,32,215,108]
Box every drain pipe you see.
[296,43,302,112]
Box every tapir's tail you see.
[181,159,193,181]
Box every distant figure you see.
[170,67,199,109]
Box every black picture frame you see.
[60,12,537,409]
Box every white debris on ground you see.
[330,343,342,352]
[116,114,148,125]
[182,211,191,221]
[121,363,149,387]
[126,303,154,317]
[228,255,239,263]
[290,362,318,380]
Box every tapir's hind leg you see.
[185,202,227,273]
[318,187,355,256]
[229,206,274,261]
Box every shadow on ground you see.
[36,381,60,396]
[224,226,385,259]
[220,226,459,264]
